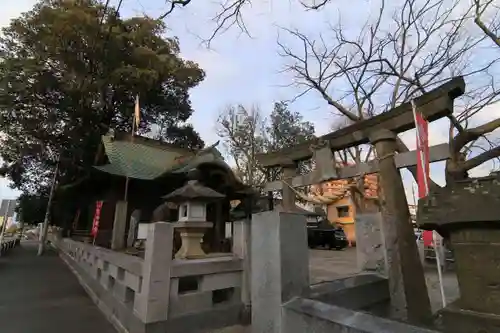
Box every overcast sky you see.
[1,0,499,204]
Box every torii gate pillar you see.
[370,129,432,325]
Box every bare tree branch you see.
[453,118,500,152]
[216,104,267,187]
[462,145,500,171]
[158,0,193,20]
[278,0,500,186]
[474,0,500,47]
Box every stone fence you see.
[52,222,247,333]
[251,210,443,333]
[282,297,440,333]
[0,238,19,256]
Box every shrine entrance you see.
[254,76,465,324]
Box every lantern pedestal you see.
[418,174,500,333]
[174,221,213,259]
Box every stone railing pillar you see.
[251,211,309,333]
[233,218,251,321]
[133,222,174,323]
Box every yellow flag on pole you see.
[134,95,140,128]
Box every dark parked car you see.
[307,219,348,250]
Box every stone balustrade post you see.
[133,222,174,323]
[233,218,251,321]
[251,211,309,333]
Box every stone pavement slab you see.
[210,326,249,333]
[309,248,360,284]
[308,248,460,313]
[0,240,117,333]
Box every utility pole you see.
[37,154,60,256]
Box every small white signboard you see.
[137,223,149,240]
[225,222,232,239]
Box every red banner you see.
[415,105,431,246]
[91,201,103,237]
[415,111,430,198]
[423,230,433,247]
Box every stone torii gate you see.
[255,76,465,324]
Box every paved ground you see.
[216,248,460,333]
[309,247,360,283]
[0,243,458,333]
[0,241,116,333]
[309,247,460,312]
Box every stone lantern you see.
[163,170,225,259]
[418,174,500,333]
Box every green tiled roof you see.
[93,135,226,180]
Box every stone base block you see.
[451,229,500,314]
[440,301,500,333]
[174,222,213,260]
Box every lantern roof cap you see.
[162,170,225,202]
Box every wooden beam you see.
[263,143,449,192]
[256,77,465,167]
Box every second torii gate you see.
[255,76,465,325]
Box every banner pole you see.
[411,99,446,308]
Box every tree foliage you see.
[16,193,48,225]
[0,0,205,196]
[216,101,315,188]
[267,101,315,152]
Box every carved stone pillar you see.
[111,201,128,250]
[127,209,141,248]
